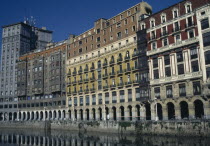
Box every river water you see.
[0,129,209,146]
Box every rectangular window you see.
[80,96,83,106]
[164,55,170,65]
[153,58,158,68]
[86,95,89,105]
[154,69,159,79]
[135,88,140,100]
[165,67,171,77]
[179,83,186,97]
[74,97,77,106]
[191,60,199,72]
[201,18,209,30]
[188,29,194,38]
[193,81,201,95]
[120,90,125,102]
[105,92,109,104]
[154,87,160,99]
[128,89,132,101]
[152,42,156,50]
[206,67,210,78]
[177,52,183,62]
[166,85,173,98]
[203,32,210,47]
[163,38,168,46]
[190,47,198,59]
[112,91,117,102]
[92,94,96,105]
[98,93,102,104]
[178,64,184,75]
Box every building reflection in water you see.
[0,129,209,146]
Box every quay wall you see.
[0,120,210,137]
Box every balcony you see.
[90,76,95,82]
[90,88,96,93]
[110,84,116,89]
[67,92,71,96]
[160,31,168,38]
[73,91,77,95]
[132,51,140,59]
[117,58,123,64]
[117,70,123,75]
[90,66,95,71]
[78,69,83,74]
[73,71,77,76]
[72,81,77,85]
[117,83,124,88]
[172,26,181,33]
[109,72,115,77]
[149,35,156,41]
[78,90,83,94]
[78,80,83,84]
[109,60,115,66]
[67,82,71,86]
[84,68,89,73]
[84,79,89,83]
[133,80,140,85]
[103,85,109,91]
[103,62,108,68]
[132,66,140,72]
[185,22,195,29]
[102,73,108,79]
[125,81,132,86]
[124,68,131,74]
[84,89,89,94]
[67,72,71,77]
[124,56,130,62]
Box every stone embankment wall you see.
[0,120,210,137]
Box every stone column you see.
[189,103,195,119]
[116,91,120,103]
[11,113,14,121]
[151,104,155,121]
[116,107,120,121]
[132,88,136,102]
[124,89,128,103]
[158,56,164,78]
[170,53,177,75]
[77,109,80,121]
[183,49,191,73]
[71,108,75,121]
[175,105,181,120]
[204,102,210,119]
[110,108,114,121]
[132,107,137,121]
[65,110,69,120]
[124,108,129,121]
[95,109,99,121]
[140,106,146,120]
[162,106,168,120]
[148,59,153,80]
[84,110,87,121]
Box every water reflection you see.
[0,129,209,146]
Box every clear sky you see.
[0,0,183,43]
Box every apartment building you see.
[140,0,210,120]
[0,22,52,118]
[66,2,152,121]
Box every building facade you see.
[0,22,52,117]
[66,2,152,121]
[142,0,210,120]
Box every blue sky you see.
[0,0,182,43]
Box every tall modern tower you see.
[0,22,52,115]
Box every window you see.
[187,17,193,27]
[112,91,117,102]
[186,4,192,13]
[165,67,171,77]
[152,42,156,50]
[161,15,166,23]
[206,67,210,78]
[97,29,100,34]
[190,47,197,59]
[97,37,100,42]
[173,10,178,18]
[177,52,183,62]
[205,51,210,64]
[193,81,201,95]
[153,58,158,68]
[163,38,168,46]
[105,92,109,104]
[179,84,186,97]
[154,87,160,99]
[153,69,159,79]
[191,60,199,72]
[132,26,136,31]
[178,64,184,75]
[79,48,82,54]
[166,85,173,98]
[201,18,209,30]
[120,90,125,102]
[188,29,194,38]
[150,20,155,27]
[174,21,180,31]
[135,88,140,100]
[128,89,132,101]
[203,32,210,47]
[164,55,170,65]
[117,32,122,39]
[92,94,96,104]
